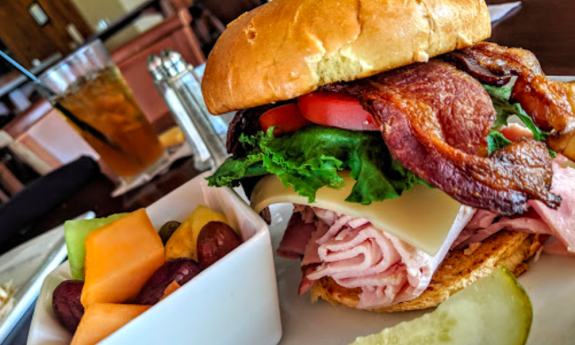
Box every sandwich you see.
[201,0,575,311]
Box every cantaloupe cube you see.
[71,303,150,345]
[165,205,229,261]
[81,209,164,307]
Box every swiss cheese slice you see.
[251,172,464,256]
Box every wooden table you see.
[3,1,575,343]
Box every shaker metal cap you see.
[161,50,187,77]
[147,54,166,81]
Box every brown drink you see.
[56,66,164,178]
[41,40,165,180]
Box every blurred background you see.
[0,0,266,203]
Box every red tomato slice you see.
[297,91,379,131]
[259,103,311,135]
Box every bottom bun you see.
[310,231,547,312]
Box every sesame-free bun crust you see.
[310,231,546,312]
[202,0,491,115]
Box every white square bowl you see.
[27,172,282,345]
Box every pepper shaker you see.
[160,50,229,168]
[147,54,212,171]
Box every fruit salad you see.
[53,206,242,345]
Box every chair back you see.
[112,9,205,124]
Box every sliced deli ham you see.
[283,205,474,310]
[543,238,575,257]
[453,209,552,249]
[464,209,498,230]
[276,163,574,310]
[457,163,575,254]
[276,212,316,259]
[530,163,575,253]
[308,227,399,280]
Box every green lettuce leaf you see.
[487,130,512,155]
[207,126,424,205]
[484,85,549,141]
[484,84,556,157]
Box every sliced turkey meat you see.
[277,205,475,310]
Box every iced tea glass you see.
[39,40,166,181]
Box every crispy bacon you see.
[325,61,559,216]
[445,42,543,79]
[514,78,575,158]
[442,51,512,86]
[448,42,575,161]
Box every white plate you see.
[269,203,575,345]
[27,173,282,345]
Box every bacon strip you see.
[448,42,575,161]
[442,51,512,86]
[325,61,559,216]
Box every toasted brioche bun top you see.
[202,0,491,115]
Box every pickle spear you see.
[350,266,532,345]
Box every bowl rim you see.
[27,172,273,344]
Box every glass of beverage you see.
[39,40,166,181]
